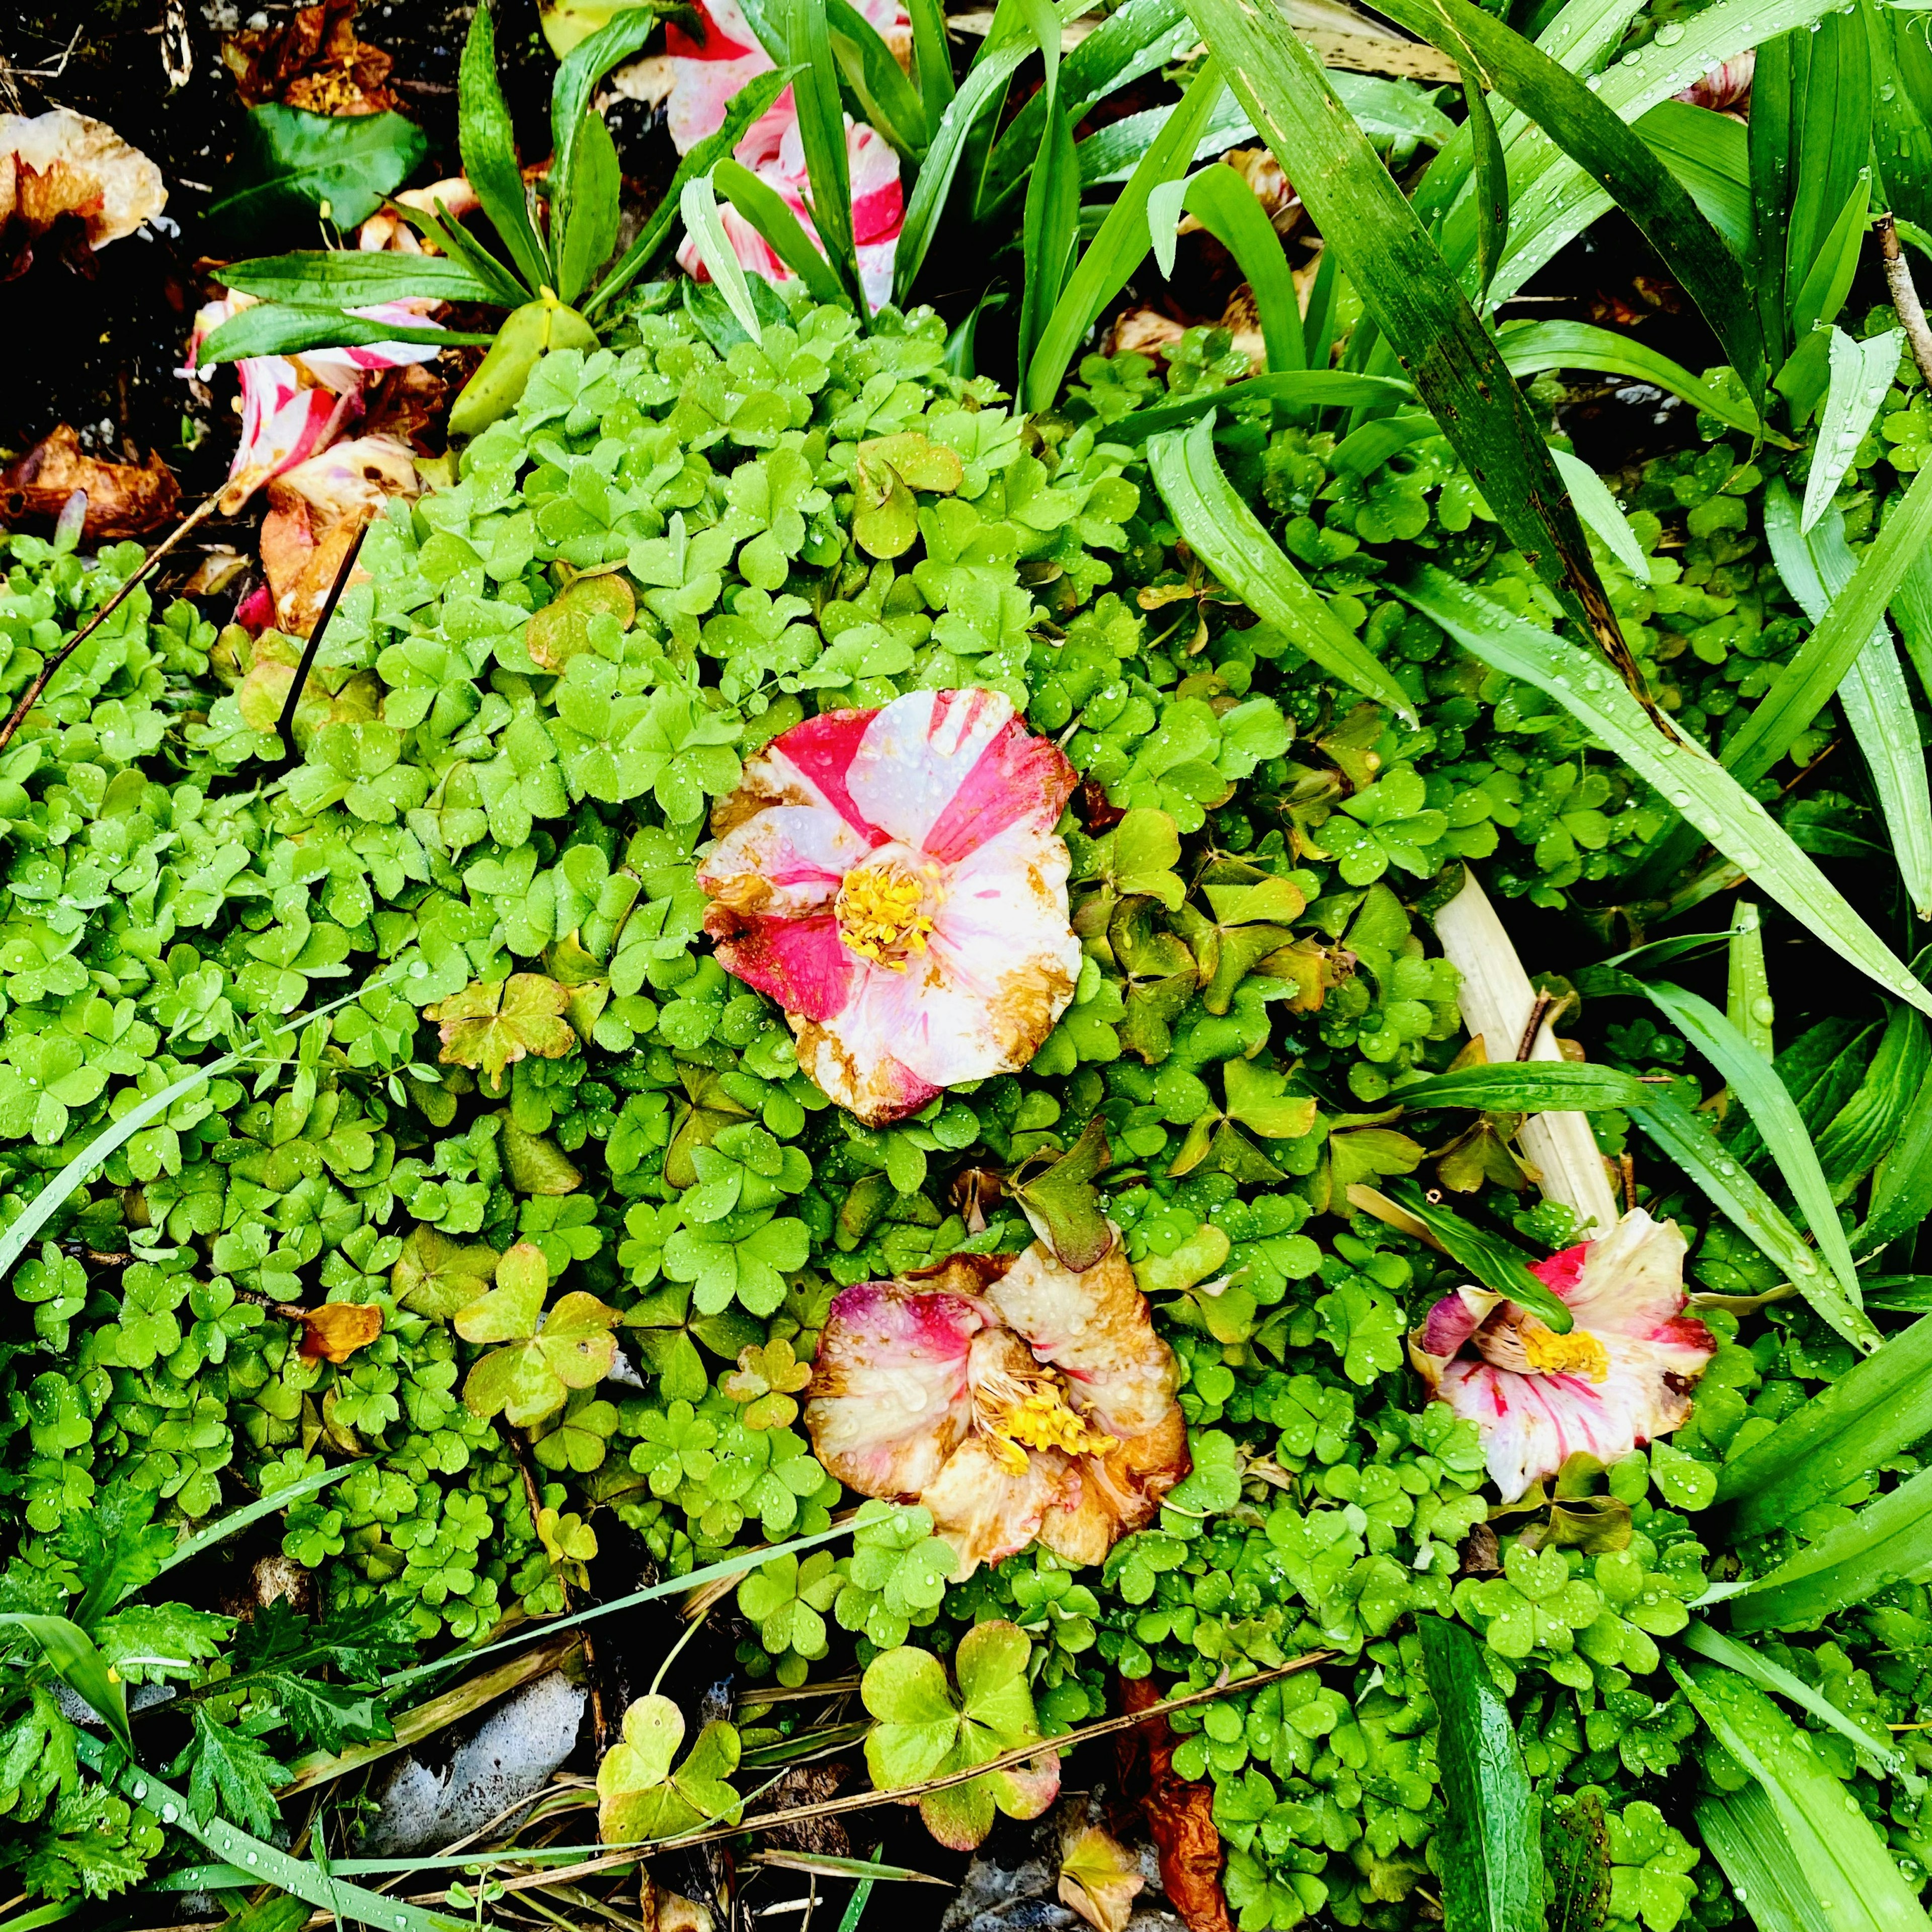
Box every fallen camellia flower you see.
[1,424,179,541]
[0,109,167,278]
[804,1237,1188,1578]
[698,688,1082,1125]
[659,0,907,308]
[183,291,440,512]
[259,432,420,634]
[221,0,398,115]
[294,1300,384,1363]
[1409,1208,1716,1502]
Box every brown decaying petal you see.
[0,110,167,275]
[296,1302,384,1364]
[221,0,397,113]
[1113,1676,1235,1932]
[0,426,179,542]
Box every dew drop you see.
[247,1853,260,1867]
[1655,19,1685,40]
[161,1804,177,1823]
[132,1783,147,1801]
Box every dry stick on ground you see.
[1880,214,1932,390]
[0,490,223,755]
[410,1654,1336,1902]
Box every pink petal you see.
[222,369,357,514]
[1530,1243,1588,1298]
[296,304,442,389]
[847,123,905,246]
[922,711,1079,866]
[699,801,873,919]
[726,709,889,844]
[706,909,856,1024]
[846,689,1029,854]
[804,1282,983,1501]
[1560,1210,1698,1339]
[1419,1287,1489,1360]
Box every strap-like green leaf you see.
[1149,415,1418,721]
[714,157,851,309]
[1396,566,1932,1030]
[74,1736,469,1932]
[1377,0,1763,400]
[1729,1463,1932,1631]
[789,0,864,313]
[1395,1063,1646,1112]
[1374,1179,1574,1331]
[1179,163,1301,375]
[1497,319,1770,439]
[0,1615,131,1755]
[458,2,550,294]
[216,251,505,307]
[147,1461,365,1595]
[1184,0,1627,666]
[1419,1617,1546,1932]
[1109,371,1416,442]
[586,66,795,317]
[1024,59,1224,411]
[1716,1314,1932,1531]
[1762,477,1932,919]
[549,8,660,295]
[1675,1659,1930,1930]
[680,175,766,345]
[830,0,929,158]
[195,306,494,366]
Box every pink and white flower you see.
[181,292,441,513]
[1674,50,1753,111]
[698,689,1082,1125]
[662,0,906,309]
[805,1241,1190,1578]
[1409,1209,1716,1502]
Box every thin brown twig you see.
[0,492,223,756]
[427,1655,1334,1900]
[1879,214,1932,391]
[1512,991,1554,1063]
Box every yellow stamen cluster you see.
[836,864,935,969]
[984,1382,1119,1475]
[1520,1322,1612,1384]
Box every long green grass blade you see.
[1726,459,1932,787]
[1762,477,1932,919]
[1550,446,1649,580]
[1728,1463,1932,1634]
[1025,59,1224,411]
[587,67,794,317]
[549,8,659,294]
[905,0,952,131]
[1374,1179,1574,1330]
[1637,980,1866,1321]
[74,1736,467,1932]
[1497,319,1769,438]
[1716,1315,1932,1531]
[1684,1623,1914,1784]
[1396,566,1932,1029]
[789,0,864,314]
[1629,1092,1874,1345]
[1804,328,1904,531]
[1111,372,1416,441]
[1182,161,1301,374]
[147,1462,364,1593]
[1395,1063,1647,1111]
[1727,902,1774,1056]
[1377,0,1763,397]
[458,2,548,295]
[197,308,493,365]
[1675,1661,1930,1931]
[1698,1786,1856,1932]
[215,252,505,307]
[830,0,929,158]
[1149,416,1419,721]
[1420,1617,1546,1932]
[1479,0,1855,307]
[1184,0,1628,666]
[1462,65,1509,309]
[0,1616,132,1755]
[1639,99,1750,253]
[714,156,851,309]
[681,175,765,345]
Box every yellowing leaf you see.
[1058,1822,1144,1932]
[429,975,577,1079]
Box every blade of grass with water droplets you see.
[1396,564,1932,1032]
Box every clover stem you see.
[650,1601,710,1697]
